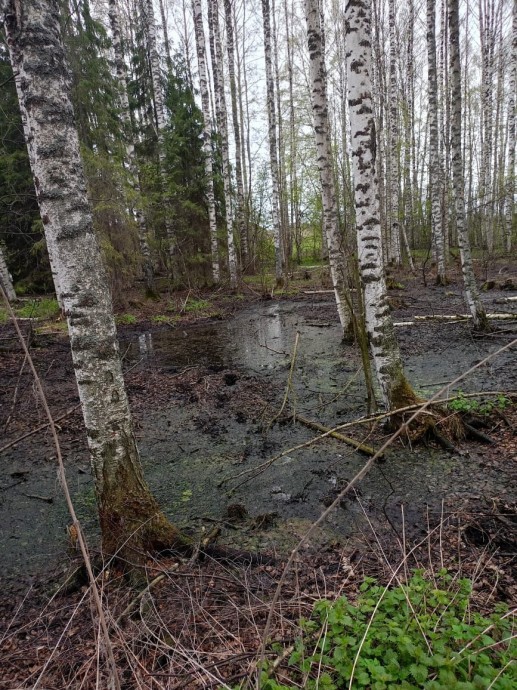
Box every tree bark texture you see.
[345,0,412,410]
[506,0,517,252]
[448,0,488,330]
[0,246,16,302]
[261,0,284,283]
[2,0,185,561]
[305,0,352,336]
[207,0,238,288]
[427,0,446,283]
[387,0,401,265]
[192,0,221,285]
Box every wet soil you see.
[0,265,516,594]
[0,265,517,688]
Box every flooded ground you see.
[1,282,516,588]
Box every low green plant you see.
[116,313,137,325]
[259,571,516,689]
[16,297,60,320]
[152,314,177,324]
[0,307,8,324]
[184,298,211,313]
[448,392,511,416]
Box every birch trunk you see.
[261,0,284,284]
[192,0,221,285]
[207,0,238,287]
[506,0,517,253]
[345,0,414,410]
[143,0,179,276]
[3,0,186,561]
[108,0,155,296]
[387,0,401,265]
[305,0,352,337]
[223,0,248,265]
[448,0,488,330]
[427,0,446,283]
[0,246,16,302]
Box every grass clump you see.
[183,298,211,313]
[16,297,60,320]
[116,313,137,325]
[260,571,516,689]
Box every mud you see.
[1,273,516,591]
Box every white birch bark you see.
[506,0,517,253]
[427,0,446,283]
[449,0,488,330]
[345,0,410,410]
[192,0,220,285]
[158,0,172,70]
[305,0,352,336]
[387,0,401,265]
[143,0,180,275]
[2,0,183,558]
[207,0,238,288]
[223,0,247,265]
[261,0,284,284]
[0,246,16,302]
[108,0,155,295]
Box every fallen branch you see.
[394,313,516,326]
[494,296,517,304]
[293,414,378,457]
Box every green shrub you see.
[259,571,516,689]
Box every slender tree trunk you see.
[2,0,186,561]
[108,0,155,296]
[158,0,172,71]
[223,0,248,266]
[387,0,401,265]
[449,0,488,330]
[207,0,238,287]
[0,246,16,302]
[143,0,178,275]
[261,0,284,284]
[506,0,517,253]
[305,0,352,337]
[345,0,414,410]
[427,0,446,283]
[192,0,221,285]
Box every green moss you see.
[116,313,137,325]
[15,297,60,320]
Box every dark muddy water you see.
[2,299,516,582]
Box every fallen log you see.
[394,312,517,326]
[293,413,378,457]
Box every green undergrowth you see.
[15,297,60,320]
[256,571,515,690]
[116,313,137,325]
[448,392,511,416]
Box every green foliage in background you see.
[448,392,511,416]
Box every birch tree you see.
[448,0,488,330]
[108,0,155,295]
[223,0,248,264]
[207,0,238,287]
[305,0,352,337]
[192,0,221,285]
[345,0,415,410]
[143,0,179,274]
[261,0,284,284]
[387,0,401,265]
[427,0,446,283]
[2,0,187,561]
[0,246,16,301]
[506,0,517,253]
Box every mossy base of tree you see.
[388,378,465,446]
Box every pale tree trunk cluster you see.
[0,246,16,302]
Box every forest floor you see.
[0,258,516,688]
